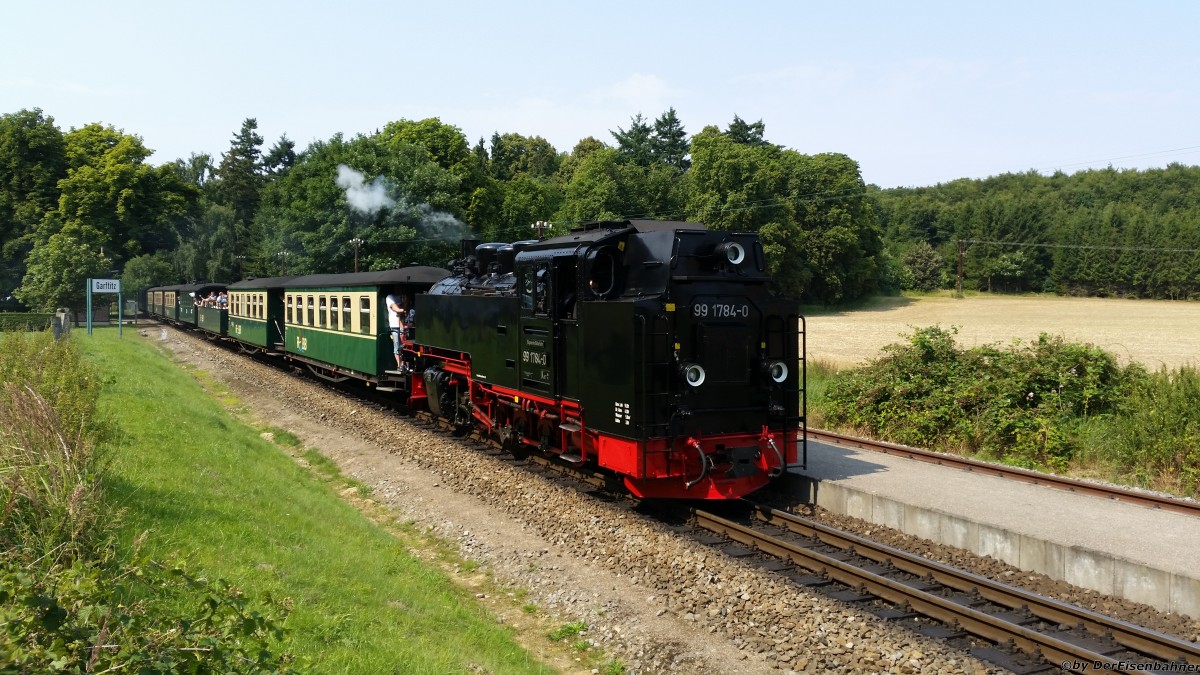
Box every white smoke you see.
[414,203,472,241]
[336,164,395,215]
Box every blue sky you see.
[3,1,1197,188]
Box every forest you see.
[2,106,1198,312]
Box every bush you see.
[824,326,1135,469]
[0,547,292,673]
[0,332,107,566]
[0,313,54,332]
[900,242,944,291]
[1091,366,1200,495]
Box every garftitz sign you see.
[91,278,121,293]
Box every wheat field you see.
[804,294,1200,371]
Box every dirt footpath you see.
[805,294,1200,370]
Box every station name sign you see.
[91,278,121,293]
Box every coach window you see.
[256,294,263,319]
[286,295,293,323]
[342,296,352,332]
[317,296,327,328]
[330,296,340,330]
[359,296,371,334]
[306,295,315,326]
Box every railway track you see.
[808,428,1200,518]
[403,408,1200,672]
[689,503,1200,674]
[176,328,1200,671]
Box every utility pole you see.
[956,239,965,297]
[278,251,290,276]
[531,220,551,240]
[350,238,364,272]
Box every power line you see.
[615,185,870,224]
[1040,144,1200,173]
[963,239,1200,254]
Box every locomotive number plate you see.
[693,302,749,319]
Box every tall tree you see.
[610,113,654,167]
[650,107,689,170]
[173,152,215,190]
[15,222,110,311]
[215,118,265,227]
[489,132,560,181]
[725,114,769,147]
[120,252,176,293]
[263,134,296,175]
[687,125,880,303]
[0,109,67,292]
[51,123,196,266]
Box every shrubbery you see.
[0,313,53,332]
[820,326,1200,494]
[1089,367,1200,495]
[0,332,292,671]
[823,326,1133,469]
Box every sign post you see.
[86,278,122,337]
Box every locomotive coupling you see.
[760,426,785,478]
[684,437,712,490]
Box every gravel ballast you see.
[157,328,1032,673]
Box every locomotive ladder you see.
[638,314,676,478]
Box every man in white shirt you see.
[385,294,406,370]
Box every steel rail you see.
[692,505,1200,670]
[808,428,1200,517]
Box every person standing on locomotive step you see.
[386,293,405,370]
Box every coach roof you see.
[284,266,450,289]
[227,276,296,290]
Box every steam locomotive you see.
[148,219,806,500]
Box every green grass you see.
[547,621,587,642]
[79,328,552,674]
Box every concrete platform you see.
[787,440,1200,618]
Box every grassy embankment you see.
[5,327,578,673]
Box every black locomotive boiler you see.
[412,220,806,499]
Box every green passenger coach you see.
[281,267,448,380]
[227,276,294,351]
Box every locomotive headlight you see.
[766,361,788,384]
[715,241,746,266]
[682,363,707,387]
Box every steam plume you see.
[336,164,395,214]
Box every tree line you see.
[875,166,1200,299]
[0,108,879,311]
[3,105,1198,312]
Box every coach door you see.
[517,261,555,396]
